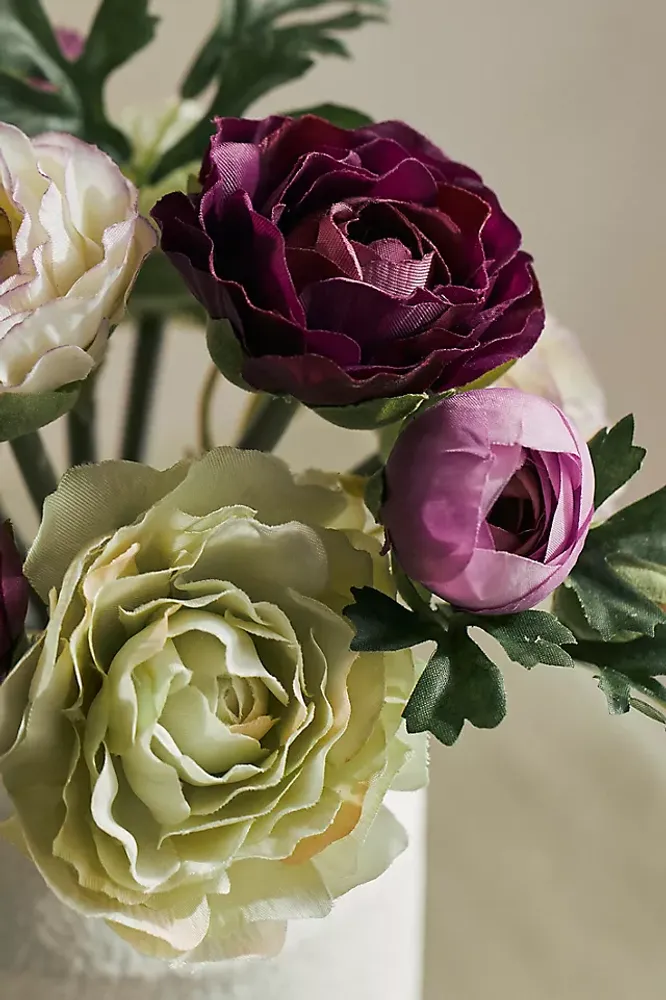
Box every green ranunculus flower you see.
[0,450,424,962]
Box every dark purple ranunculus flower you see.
[153,116,545,407]
[0,523,29,680]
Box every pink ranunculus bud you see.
[55,27,85,62]
[382,388,595,615]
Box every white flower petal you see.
[0,124,156,392]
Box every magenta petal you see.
[301,278,446,348]
[157,114,546,405]
[382,388,595,614]
[207,191,305,323]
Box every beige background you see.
[7,0,666,996]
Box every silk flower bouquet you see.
[0,0,663,966]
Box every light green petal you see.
[91,749,181,892]
[184,905,286,963]
[26,459,188,599]
[0,638,42,757]
[314,804,407,899]
[161,448,346,527]
[326,653,384,771]
[105,894,211,958]
[225,856,332,922]
[153,708,265,779]
[391,728,430,793]
[167,608,288,704]
[123,733,191,827]
[191,517,330,606]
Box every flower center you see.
[0,197,21,281]
[487,460,546,556]
[0,207,13,256]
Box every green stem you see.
[351,453,382,478]
[236,394,299,452]
[9,432,58,519]
[67,376,97,466]
[121,313,165,462]
[395,565,447,636]
[198,365,220,454]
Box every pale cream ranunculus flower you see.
[0,123,156,393]
[0,449,424,962]
[498,315,608,440]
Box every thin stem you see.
[236,394,299,452]
[121,313,165,462]
[67,375,97,466]
[9,432,58,519]
[351,453,382,478]
[395,564,446,637]
[197,364,220,454]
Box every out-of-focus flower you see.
[499,315,608,440]
[55,27,85,63]
[29,27,84,91]
[120,99,205,214]
[0,124,156,393]
[382,388,595,614]
[0,450,422,962]
[0,522,28,680]
[153,115,544,409]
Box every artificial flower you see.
[54,27,85,63]
[120,99,206,215]
[0,124,156,393]
[0,449,422,962]
[153,115,544,407]
[499,315,608,440]
[381,388,595,614]
[0,522,28,679]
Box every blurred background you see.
[7,0,666,996]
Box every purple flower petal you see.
[382,388,595,614]
[154,115,546,406]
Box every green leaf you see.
[455,359,517,393]
[67,0,159,160]
[0,384,81,442]
[479,610,577,669]
[206,319,253,392]
[282,102,373,128]
[313,394,426,430]
[257,0,387,19]
[562,487,666,640]
[343,586,435,652]
[0,0,157,159]
[363,468,385,520]
[608,553,666,606]
[404,630,507,746]
[562,625,666,728]
[564,547,666,641]
[563,625,666,678]
[597,669,631,715]
[156,0,385,183]
[596,668,666,725]
[78,0,158,82]
[0,0,81,134]
[5,0,64,64]
[0,71,79,134]
[588,415,646,509]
